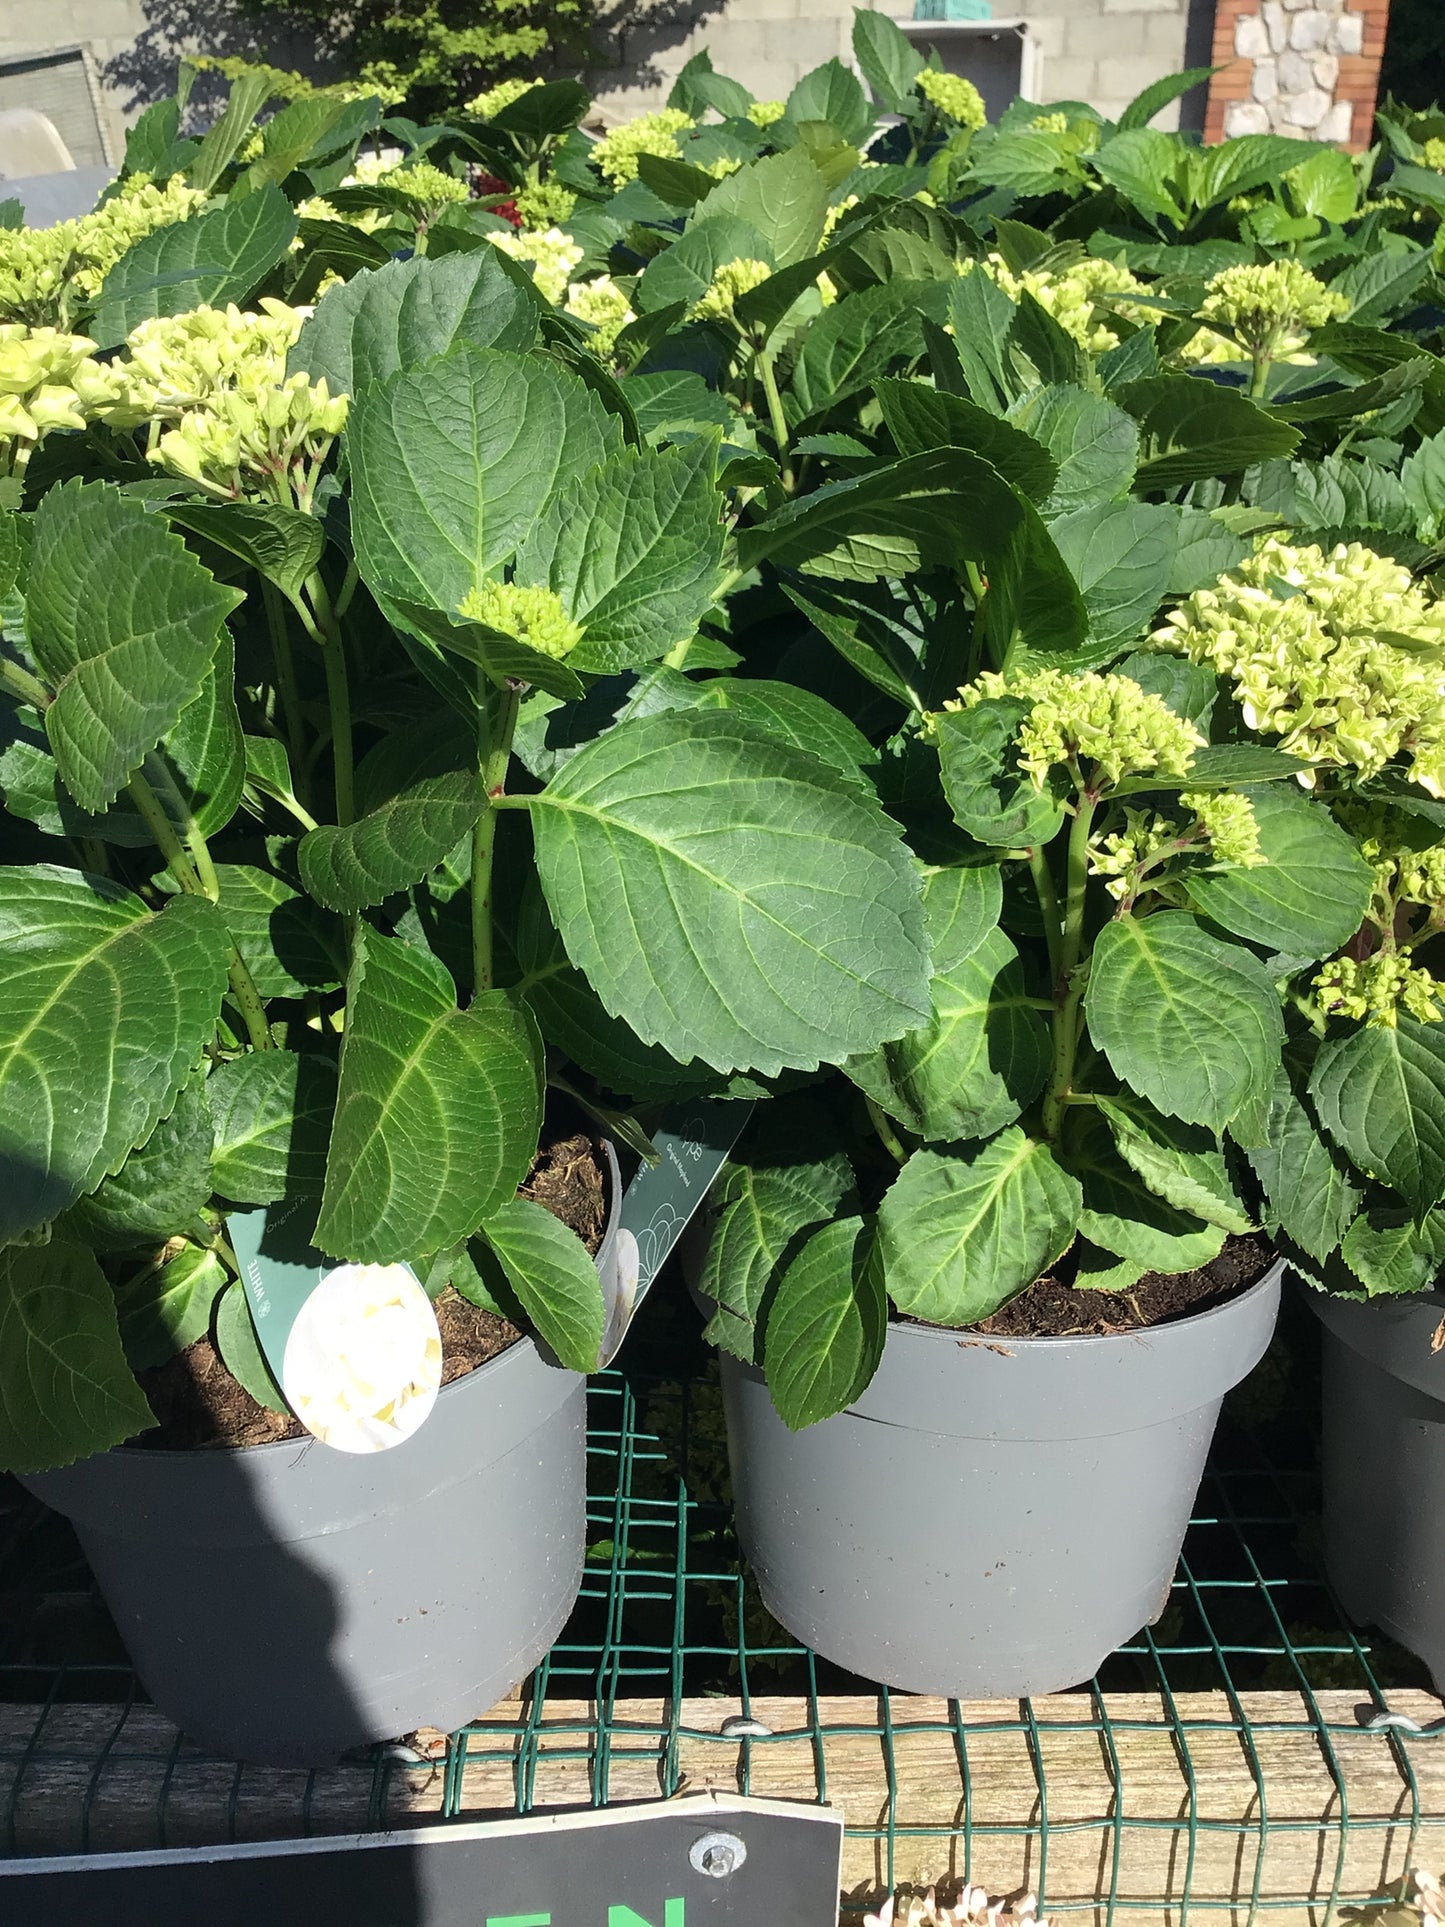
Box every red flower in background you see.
[472,170,521,227]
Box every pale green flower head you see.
[467,76,542,118]
[1181,790,1266,868]
[0,174,204,327]
[690,257,772,322]
[591,109,695,186]
[916,68,986,131]
[1198,259,1347,359]
[385,160,470,214]
[459,579,584,660]
[953,667,1204,790]
[1311,951,1445,1028]
[485,226,584,305]
[1156,537,1445,794]
[1423,136,1445,171]
[747,100,787,129]
[1031,111,1070,134]
[963,252,1153,354]
[513,179,577,230]
[563,275,636,356]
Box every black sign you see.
[0,1793,843,1926]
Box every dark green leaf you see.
[763,1216,886,1428]
[1049,501,1178,651]
[876,1131,1083,1326]
[853,7,925,113]
[166,500,324,602]
[517,439,724,675]
[0,1242,154,1472]
[214,1280,287,1412]
[317,929,543,1262]
[530,711,930,1076]
[1086,911,1284,1134]
[210,1051,338,1204]
[0,872,229,1241]
[116,1243,227,1372]
[26,480,243,813]
[290,248,537,396]
[1121,375,1301,488]
[1099,1093,1255,1233]
[63,1077,213,1249]
[1188,784,1374,960]
[1007,384,1139,516]
[348,345,620,617]
[1310,1018,1445,1213]
[478,1197,604,1371]
[936,698,1067,847]
[1244,1058,1361,1264]
[89,186,298,348]
[876,379,1056,501]
[298,767,484,913]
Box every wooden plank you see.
[1,1690,1441,1923]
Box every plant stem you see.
[0,656,50,711]
[128,765,274,1053]
[866,1095,908,1164]
[1248,353,1272,401]
[1040,793,1098,1142]
[1028,844,1064,991]
[259,579,306,787]
[471,682,521,996]
[293,570,354,826]
[756,349,795,493]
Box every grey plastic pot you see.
[20,1144,623,1768]
[1309,1286,1445,1693]
[714,1257,1283,1698]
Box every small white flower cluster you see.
[865,1885,1048,1927]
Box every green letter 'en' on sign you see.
[610,1904,685,1927]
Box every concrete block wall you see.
[588,0,1201,125]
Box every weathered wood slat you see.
[1,1689,1442,1921]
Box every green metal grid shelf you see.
[0,1289,1441,1923]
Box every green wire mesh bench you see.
[0,1290,1441,1923]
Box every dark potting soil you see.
[132,1132,609,1451]
[973,1233,1275,1340]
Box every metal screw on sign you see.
[689,1830,747,1878]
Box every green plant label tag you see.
[227,1202,443,1455]
[600,1099,754,1365]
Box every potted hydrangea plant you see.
[0,89,933,1762]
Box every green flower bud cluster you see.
[563,275,636,356]
[1196,259,1346,361]
[1088,808,1180,898]
[961,251,1154,355]
[1311,951,1445,1028]
[381,160,471,216]
[459,578,584,659]
[151,372,349,499]
[590,109,696,186]
[466,76,542,118]
[1332,798,1445,916]
[915,69,986,130]
[1086,791,1263,899]
[1031,111,1070,134]
[513,179,578,229]
[486,225,584,305]
[1182,789,1266,868]
[690,257,772,322]
[747,100,788,128]
[90,301,347,502]
[1155,537,1445,795]
[1422,137,1445,171]
[0,174,205,327]
[954,668,1204,789]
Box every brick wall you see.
[1203,0,1390,150]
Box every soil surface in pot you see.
[972,1234,1274,1341]
[133,1133,608,1451]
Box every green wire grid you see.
[0,1288,1440,1921]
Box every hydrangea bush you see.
[0,62,939,1471]
[4,24,1445,1457]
